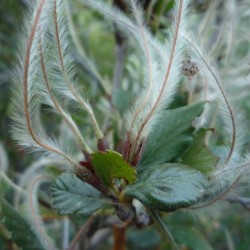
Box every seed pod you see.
[182,58,199,79]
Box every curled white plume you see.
[127,0,188,147]
[25,174,58,250]
[49,0,103,140]
[79,0,188,158]
[12,0,92,173]
[183,31,245,166]
[14,157,64,208]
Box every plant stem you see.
[62,217,70,250]
[67,216,95,250]
[112,224,127,250]
[149,210,177,250]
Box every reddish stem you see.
[112,224,127,250]
[130,140,144,166]
[79,157,109,195]
[97,138,108,152]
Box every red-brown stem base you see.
[112,224,127,250]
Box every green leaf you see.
[51,173,109,215]
[125,164,207,211]
[92,150,137,188]
[138,102,205,172]
[169,226,214,250]
[0,197,45,250]
[181,129,219,173]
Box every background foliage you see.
[1,0,250,249]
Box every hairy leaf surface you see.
[125,164,207,211]
[138,102,205,172]
[0,197,45,250]
[51,173,109,215]
[92,150,137,188]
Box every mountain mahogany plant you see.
[1,0,250,249]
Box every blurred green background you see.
[1,0,250,249]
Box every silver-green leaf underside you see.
[124,164,207,211]
[51,173,109,215]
